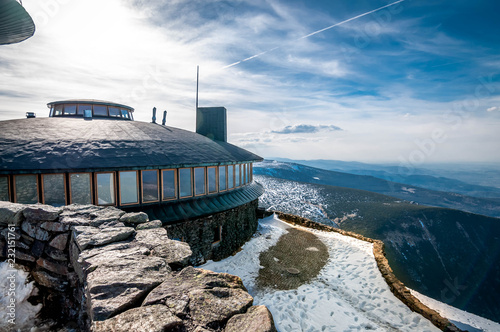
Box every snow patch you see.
[402,187,416,194]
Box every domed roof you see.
[0,117,262,173]
[0,0,35,45]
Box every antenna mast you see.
[196,65,199,111]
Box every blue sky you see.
[1,0,499,164]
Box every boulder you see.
[32,269,69,291]
[89,207,125,227]
[225,305,277,332]
[41,221,70,232]
[36,257,69,276]
[119,212,149,224]
[93,305,183,332]
[21,222,49,241]
[49,233,69,251]
[73,226,134,250]
[136,220,162,230]
[45,246,67,261]
[23,204,62,222]
[85,254,171,321]
[189,287,253,328]
[143,266,247,317]
[0,201,25,226]
[134,228,191,267]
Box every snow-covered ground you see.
[0,262,42,332]
[409,289,500,332]
[201,215,440,332]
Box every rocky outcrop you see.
[0,202,275,332]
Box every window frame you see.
[94,172,117,206]
[178,167,193,198]
[235,164,241,187]
[141,169,160,203]
[207,166,218,194]
[41,173,67,206]
[92,105,109,117]
[13,174,39,204]
[69,172,93,205]
[0,175,10,202]
[218,165,227,192]
[194,167,207,197]
[250,163,253,182]
[161,168,178,201]
[62,104,77,116]
[118,170,140,206]
[227,165,234,190]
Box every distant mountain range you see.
[269,158,500,199]
[255,170,500,323]
[255,160,500,218]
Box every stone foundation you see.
[0,202,276,332]
[165,200,259,264]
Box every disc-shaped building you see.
[0,100,263,261]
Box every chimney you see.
[196,107,227,142]
[152,107,157,123]
[162,111,167,126]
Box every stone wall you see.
[266,210,463,332]
[0,201,276,332]
[165,200,259,265]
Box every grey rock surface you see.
[93,305,183,332]
[119,212,149,224]
[23,205,62,222]
[0,201,25,226]
[134,228,192,267]
[73,226,134,250]
[136,219,162,230]
[225,305,277,332]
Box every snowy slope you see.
[201,215,440,332]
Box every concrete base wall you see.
[165,199,259,265]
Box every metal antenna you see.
[196,65,199,112]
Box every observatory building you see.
[0,100,263,261]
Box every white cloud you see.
[487,106,498,112]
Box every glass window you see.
[162,169,176,200]
[250,163,253,181]
[15,175,38,204]
[219,166,226,191]
[228,165,234,189]
[0,176,9,201]
[142,170,159,202]
[179,168,192,198]
[78,104,92,115]
[96,173,115,205]
[49,106,55,117]
[121,109,130,119]
[208,167,217,194]
[42,174,66,206]
[194,167,206,196]
[119,171,138,205]
[242,164,246,184]
[70,173,92,205]
[235,164,240,187]
[54,105,63,116]
[109,107,121,117]
[64,104,77,115]
[93,105,108,116]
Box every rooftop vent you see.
[25,112,36,118]
[196,107,227,142]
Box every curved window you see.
[162,169,177,200]
[70,173,92,205]
[0,176,9,201]
[109,107,121,117]
[235,164,240,187]
[219,166,226,191]
[78,104,92,115]
[179,168,192,198]
[228,165,234,189]
[121,109,130,119]
[119,171,138,205]
[142,170,159,203]
[93,105,108,117]
[96,172,115,206]
[14,175,38,204]
[54,105,63,116]
[208,167,217,194]
[194,167,206,196]
[42,174,66,206]
[64,104,77,115]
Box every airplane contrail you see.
[223,0,405,69]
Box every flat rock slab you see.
[86,254,171,321]
[93,304,183,332]
[0,201,25,226]
[119,212,149,224]
[23,205,62,222]
[189,287,253,328]
[73,226,134,250]
[134,228,191,267]
[143,266,246,308]
[136,220,162,230]
[225,305,277,332]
